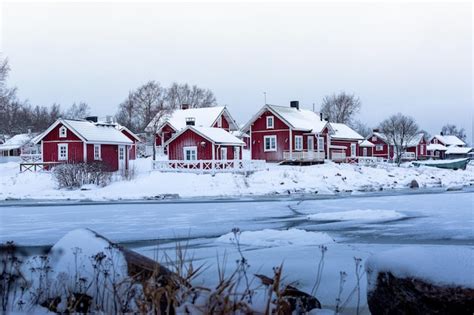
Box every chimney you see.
[181,104,190,110]
[320,113,323,121]
[85,116,98,123]
[290,101,299,110]
[106,115,113,123]
[440,131,444,136]
[373,128,380,133]
[185,117,195,126]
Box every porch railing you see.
[283,150,325,161]
[331,152,346,162]
[152,159,266,174]
[20,153,42,162]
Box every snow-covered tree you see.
[320,92,361,124]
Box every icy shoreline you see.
[1,158,473,201]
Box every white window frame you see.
[217,116,222,128]
[371,136,377,142]
[59,126,67,138]
[376,145,384,151]
[94,144,101,160]
[295,136,303,151]
[264,135,277,152]
[317,137,325,152]
[350,143,357,157]
[234,146,240,160]
[58,143,68,160]
[266,116,274,129]
[183,146,197,161]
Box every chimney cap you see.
[85,116,98,123]
[185,117,196,126]
[290,101,299,110]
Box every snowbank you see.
[365,246,474,291]
[1,158,473,200]
[216,228,335,247]
[308,209,406,222]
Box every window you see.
[94,144,101,160]
[58,144,68,160]
[435,151,440,157]
[350,143,357,157]
[183,146,197,160]
[266,116,274,129]
[119,147,125,160]
[59,126,67,138]
[307,136,314,151]
[221,147,228,160]
[317,137,325,152]
[234,147,240,160]
[295,136,303,151]
[376,145,384,151]
[420,145,424,155]
[264,135,277,152]
[217,116,222,128]
[372,136,377,142]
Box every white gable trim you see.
[34,119,87,144]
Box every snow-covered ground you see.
[0,158,473,201]
[1,191,473,313]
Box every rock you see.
[367,271,474,315]
[409,179,419,189]
[447,185,463,192]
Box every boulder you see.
[367,271,474,315]
[409,179,419,189]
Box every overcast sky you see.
[1,1,472,143]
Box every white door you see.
[350,143,357,157]
[363,147,368,156]
[118,145,126,170]
[308,136,314,151]
[221,147,227,160]
[234,147,240,160]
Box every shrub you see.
[53,162,112,189]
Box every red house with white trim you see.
[146,105,239,153]
[358,140,375,157]
[242,102,331,163]
[116,125,141,160]
[328,123,365,162]
[165,124,245,161]
[405,133,428,160]
[367,131,395,160]
[34,118,134,171]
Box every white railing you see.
[331,152,346,162]
[283,150,325,161]
[401,152,416,160]
[20,153,42,162]
[355,156,382,165]
[152,159,266,174]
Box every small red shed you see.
[34,119,133,172]
[328,123,365,161]
[367,131,395,160]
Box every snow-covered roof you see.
[329,123,364,140]
[146,106,238,132]
[406,133,425,147]
[231,130,250,138]
[427,143,448,151]
[358,139,375,147]
[370,132,391,144]
[432,135,465,146]
[167,126,245,146]
[243,104,329,134]
[0,133,34,151]
[445,146,472,155]
[35,119,133,145]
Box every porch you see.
[152,159,266,174]
[283,150,325,163]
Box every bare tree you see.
[165,82,217,108]
[379,113,419,166]
[350,120,372,138]
[65,102,91,120]
[320,92,361,124]
[441,124,467,142]
[116,92,139,132]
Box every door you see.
[234,147,240,160]
[363,147,368,157]
[118,145,126,170]
[221,147,227,160]
[350,143,357,157]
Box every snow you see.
[308,209,405,222]
[406,133,424,147]
[445,146,472,154]
[358,140,374,147]
[365,247,474,291]
[1,158,473,201]
[266,104,328,133]
[146,106,236,131]
[216,228,335,247]
[427,143,447,151]
[173,126,245,145]
[0,133,34,151]
[432,134,465,146]
[415,157,468,165]
[329,123,364,140]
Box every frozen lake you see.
[1,190,473,313]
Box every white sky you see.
[1,1,472,143]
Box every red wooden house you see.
[405,133,428,160]
[427,134,468,159]
[165,123,245,161]
[116,125,141,160]
[328,123,365,162]
[146,105,239,152]
[34,118,133,171]
[367,131,395,160]
[358,140,375,157]
[242,102,331,163]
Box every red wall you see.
[121,129,138,160]
[42,123,84,163]
[212,114,230,131]
[330,139,359,157]
[358,146,373,157]
[369,135,393,158]
[155,124,176,146]
[250,110,290,161]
